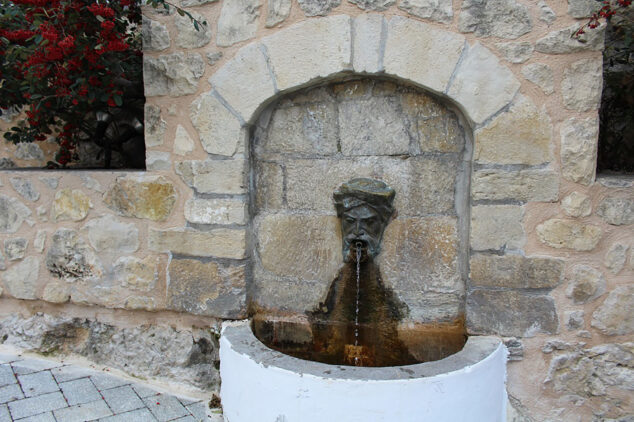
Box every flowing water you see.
[353,242,362,366]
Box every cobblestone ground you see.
[0,351,222,422]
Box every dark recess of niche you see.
[597,8,634,174]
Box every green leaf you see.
[177,7,185,16]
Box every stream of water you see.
[354,242,361,365]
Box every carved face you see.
[341,204,386,262]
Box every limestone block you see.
[566,265,606,304]
[0,159,15,169]
[0,251,5,271]
[254,161,284,211]
[206,51,223,65]
[495,42,533,64]
[399,291,463,323]
[81,215,139,254]
[538,1,556,24]
[184,198,247,225]
[4,238,27,261]
[146,151,171,171]
[409,106,464,153]
[143,53,204,97]
[536,219,602,251]
[535,24,605,54]
[458,0,532,39]
[266,0,291,26]
[174,11,211,49]
[149,228,246,259]
[46,229,103,282]
[114,256,158,291]
[10,178,39,202]
[216,0,261,47]
[560,117,599,185]
[352,14,384,74]
[472,169,559,202]
[350,0,394,11]
[176,159,246,194]
[384,16,465,94]
[142,16,170,51]
[38,177,59,190]
[1,257,39,300]
[522,63,555,95]
[467,289,558,337]
[15,143,44,161]
[167,258,246,318]
[190,93,242,156]
[596,197,634,226]
[470,254,564,289]
[42,282,70,304]
[0,195,31,233]
[470,205,525,251]
[568,0,601,18]
[124,297,157,311]
[339,96,410,155]
[52,189,92,222]
[36,205,47,222]
[447,43,520,125]
[104,176,176,221]
[591,285,634,335]
[145,104,166,147]
[565,310,585,330]
[34,231,46,253]
[262,15,352,91]
[562,58,603,112]
[561,191,592,217]
[604,242,629,274]
[256,214,341,281]
[398,0,452,23]
[210,44,276,123]
[173,125,195,156]
[296,0,340,16]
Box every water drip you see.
[354,241,362,366]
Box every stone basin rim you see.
[221,320,504,381]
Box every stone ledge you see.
[149,228,246,259]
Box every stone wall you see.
[0,0,632,419]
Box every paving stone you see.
[53,399,112,422]
[131,384,160,399]
[101,385,144,414]
[8,392,67,419]
[173,416,197,422]
[0,366,15,388]
[143,394,189,422]
[90,374,129,391]
[11,359,62,376]
[0,384,23,404]
[18,371,59,398]
[0,355,19,365]
[0,404,8,422]
[50,365,96,384]
[15,412,56,422]
[60,378,101,406]
[185,402,207,421]
[99,407,158,422]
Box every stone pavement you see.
[0,350,222,422]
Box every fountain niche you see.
[220,79,507,421]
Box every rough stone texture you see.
[144,104,166,147]
[605,242,630,275]
[470,254,564,289]
[4,238,27,261]
[146,151,171,171]
[458,0,532,39]
[81,215,139,254]
[265,0,291,26]
[496,42,533,64]
[262,15,352,91]
[174,11,211,49]
[472,169,559,202]
[297,0,340,16]
[184,198,247,225]
[467,289,558,337]
[176,159,246,194]
[568,0,601,18]
[216,0,261,47]
[545,343,634,398]
[190,94,242,157]
[206,50,223,65]
[350,0,394,11]
[561,191,592,217]
[522,63,555,95]
[385,16,465,94]
[596,197,634,226]
[565,310,585,331]
[173,125,195,156]
[398,0,452,23]
[470,205,525,251]
[103,176,176,221]
[504,338,525,361]
[0,195,31,233]
[113,256,158,292]
[562,58,603,112]
[15,143,44,161]
[474,95,552,165]
[10,178,39,202]
[566,265,606,304]
[181,0,218,6]
[142,16,170,51]
[591,286,634,336]
[538,0,556,24]
[167,258,246,318]
[2,256,39,300]
[254,161,284,211]
[149,228,246,259]
[0,314,221,391]
[46,229,103,282]
[211,44,277,123]
[401,291,463,323]
[52,189,92,222]
[560,117,599,185]
[39,177,59,190]
[143,53,204,97]
[535,24,605,54]
[536,219,602,251]
[352,14,383,73]
[42,282,70,303]
[448,42,520,125]
[0,250,5,270]
[0,158,15,168]
[34,230,46,252]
